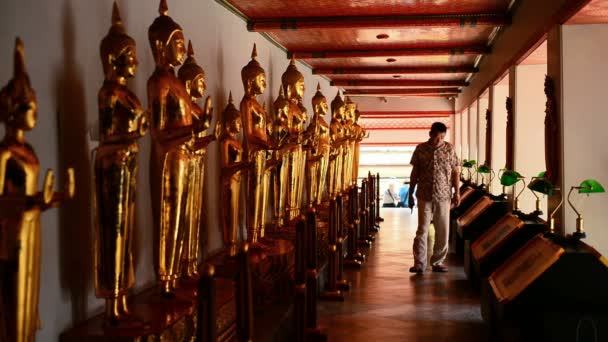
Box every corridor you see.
[318,208,491,342]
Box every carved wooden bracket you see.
[485,108,492,167]
[505,97,514,170]
[544,76,559,184]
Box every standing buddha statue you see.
[271,86,290,227]
[343,96,356,190]
[328,91,346,198]
[177,40,214,279]
[148,0,199,296]
[281,57,306,220]
[219,92,248,256]
[94,2,148,324]
[304,83,330,207]
[352,108,366,186]
[0,38,74,342]
[240,44,274,244]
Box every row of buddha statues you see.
[0,1,367,340]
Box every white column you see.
[455,111,462,158]
[491,80,509,193]
[468,101,478,164]
[514,63,547,217]
[461,107,469,160]
[557,24,608,255]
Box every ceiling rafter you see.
[288,45,490,59]
[344,88,462,96]
[314,65,478,75]
[248,13,509,31]
[332,79,469,87]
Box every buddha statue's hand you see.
[138,111,150,137]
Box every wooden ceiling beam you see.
[344,88,462,95]
[248,14,508,31]
[314,65,478,75]
[288,46,489,59]
[332,79,468,87]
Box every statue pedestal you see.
[209,239,295,306]
[60,277,236,342]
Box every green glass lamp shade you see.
[477,165,491,173]
[578,179,605,194]
[500,170,522,186]
[528,177,554,196]
[462,159,476,168]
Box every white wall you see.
[513,64,547,217]
[461,108,469,160]
[455,111,462,158]
[562,24,608,256]
[0,0,340,340]
[468,102,478,163]
[491,84,509,193]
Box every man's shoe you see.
[431,264,448,273]
[409,266,423,274]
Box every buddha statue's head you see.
[281,56,304,101]
[345,96,356,122]
[148,0,186,68]
[0,38,37,133]
[222,92,241,135]
[178,40,205,99]
[101,2,138,83]
[273,85,289,125]
[311,83,327,117]
[241,44,266,96]
[330,90,345,121]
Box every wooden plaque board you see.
[472,213,524,262]
[489,234,564,304]
[457,196,493,234]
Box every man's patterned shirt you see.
[410,141,459,201]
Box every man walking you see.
[408,122,460,273]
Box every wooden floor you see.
[318,208,492,342]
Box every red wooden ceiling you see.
[302,55,476,68]
[222,0,511,98]
[270,27,497,51]
[567,0,608,24]
[228,0,510,18]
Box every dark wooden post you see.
[359,179,372,248]
[320,199,344,301]
[196,264,217,342]
[345,185,363,268]
[336,195,350,291]
[376,172,384,223]
[294,217,307,342]
[305,209,327,339]
[236,244,254,342]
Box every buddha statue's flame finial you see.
[251,43,258,60]
[187,40,194,58]
[112,1,122,26]
[317,82,321,92]
[159,0,169,16]
[290,54,296,66]
[228,91,233,103]
[14,37,27,77]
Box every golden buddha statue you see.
[93,2,148,324]
[352,108,366,185]
[281,57,306,220]
[271,86,290,227]
[328,91,346,198]
[240,44,274,244]
[148,0,201,296]
[343,96,356,190]
[177,40,214,279]
[304,83,330,207]
[0,38,74,342]
[219,92,247,256]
